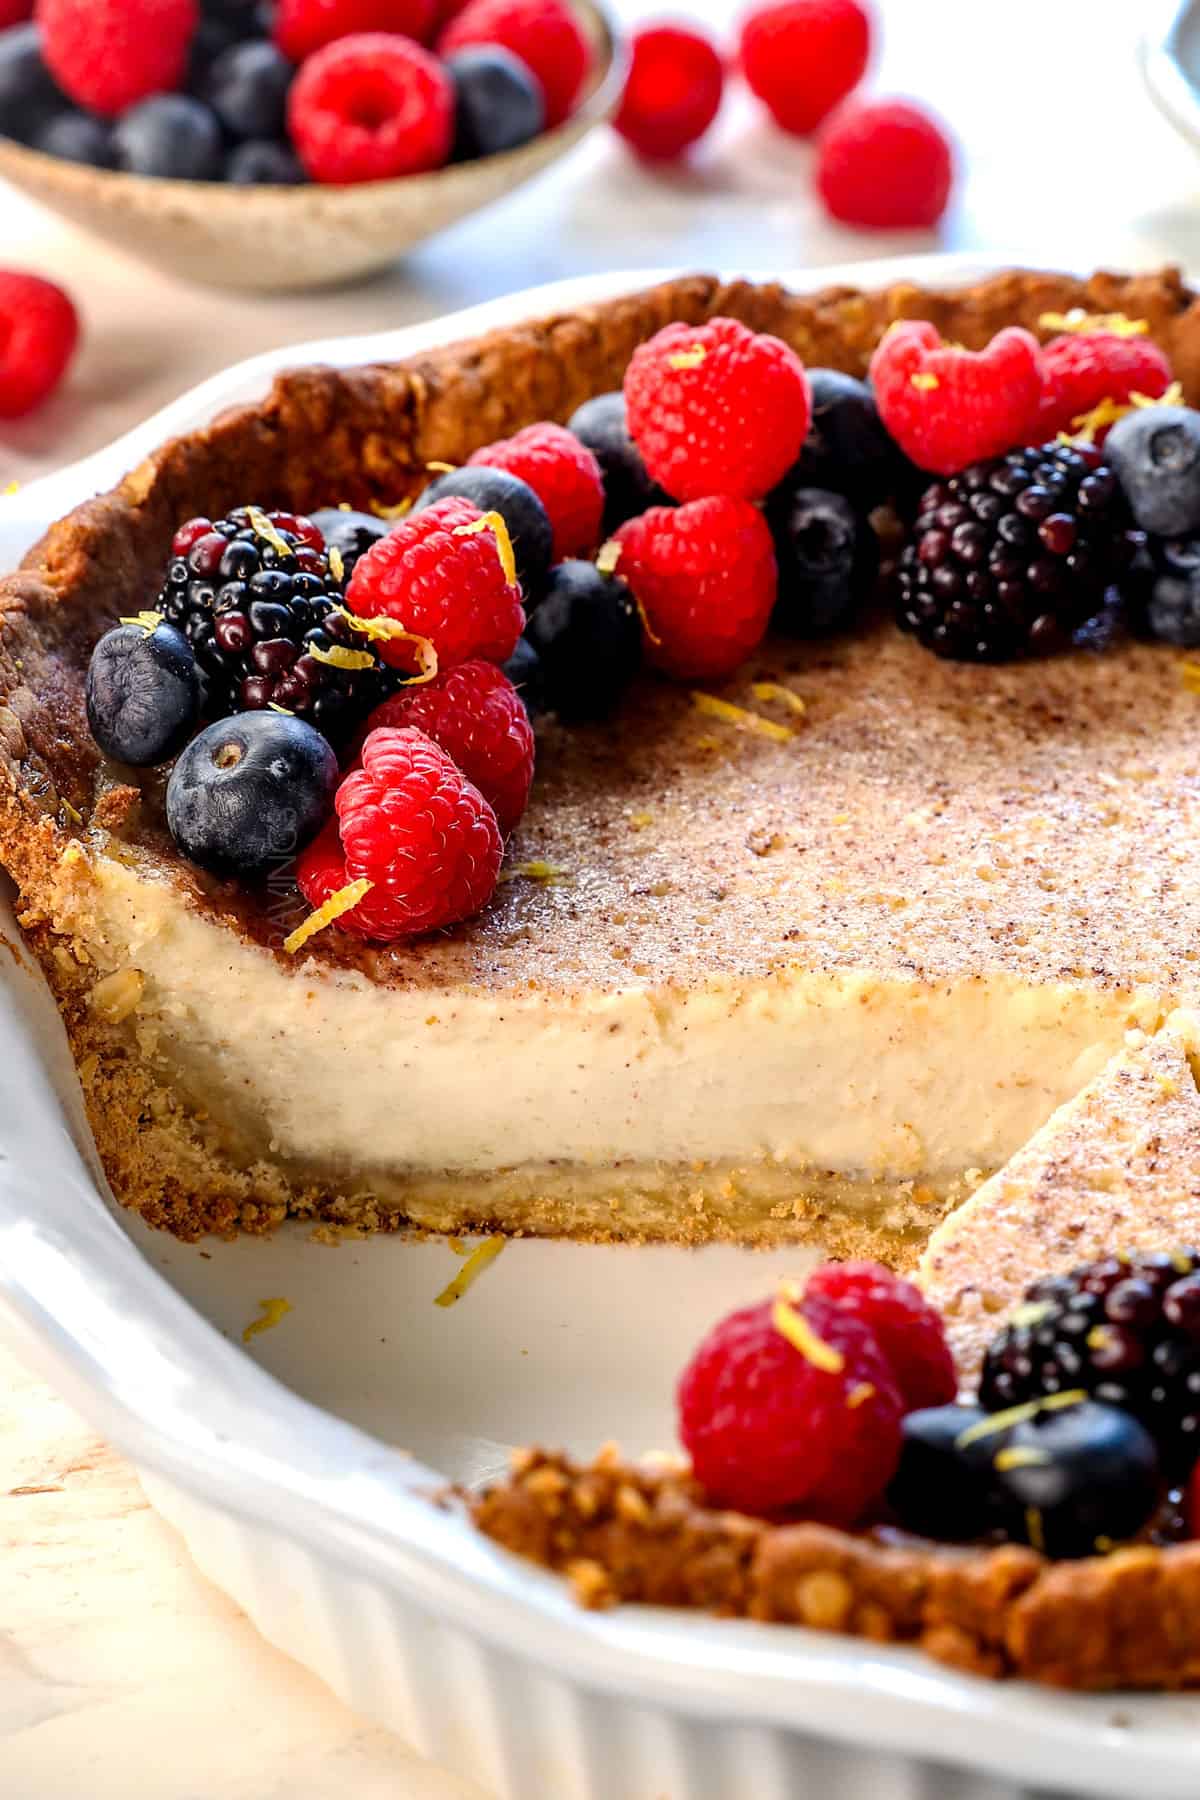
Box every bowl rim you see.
[0,0,623,199]
[3,253,1200,1800]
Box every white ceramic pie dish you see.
[3,255,1200,1800]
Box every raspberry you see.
[0,271,78,419]
[346,496,524,671]
[288,32,453,184]
[274,0,437,60]
[816,98,954,230]
[361,659,534,835]
[613,497,776,681]
[0,2,33,23]
[677,1293,903,1520]
[296,726,503,941]
[739,0,869,136]
[438,0,591,127]
[805,1261,957,1412]
[35,0,198,117]
[870,320,1044,477]
[469,423,604,562]
[614,23,725,161]
[624,316,810,504]
[1037,329,1173,443]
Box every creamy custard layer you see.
[56,852,1166,1207]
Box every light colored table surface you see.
[3,0,1200,1793]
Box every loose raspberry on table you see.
[346,495,525,670]
[816,98,954,230]
[613,496,777,681]
[361,658,534,835]
[35,0,198,117]
[438,0,591,127]
[1037,329,1173,443]
[469,422,604,562]
[288,31,453,184]
[739,0,870,136]
[614,23,725,161]
[869,320,1044,476]
[0,270,78,419]
[624,316,811,504]
[677,1292,904,1520]
[805,1261,957,1412]
[274,0,438,61]
[296,726,503,941]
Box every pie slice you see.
[920,1011,1200,1380]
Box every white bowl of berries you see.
[0,0,622,291]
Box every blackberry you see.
[980,1250,1200,1475]
[894,441,1140,662]
[156,507,394,747]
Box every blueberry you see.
[791,369,904,510]
[1106,405,1200,539]
[86,623,202,767]
[411,466,553,602]
[767,484,879,636]
[0,24,67,146]
[166,712,337,878]
[567,391,667,533]
[501,636,546,714]
[114,95,224,181]
[226,139,307,185]
[310,508,388,577]
[522,561,641,722]
[33,109,115,169]
[886,1405,1002,1542]
[1143,536,1200,646]
[990,1399,1160,1559]
[206,41,293,142]
[448,46,545,161]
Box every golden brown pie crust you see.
[471,1445,1200,1691]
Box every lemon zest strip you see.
[993,1445,1051,1472]
[751,680,807,717]
[498,860,572,885]
[426,460,457,474]
[435,1237,505,1307]
[369,496,413,521]
[242,1297,292,1344]
[2,479,19,498]
[455,510,518,588]
[283,878,373,955]
[247,506,294,561]
[955,1389,1087,1450]
[1025,1507,1046,1554]
[668,345,707,370]
[910,372,939,391]
[1180,662,1200,694]
[846,1382,876,1410]
[690,692,795,743]
[267,701,294,715]
[596,539,623,576]
[119,610,165,635]
[1038,309,1148,338]
[772,1296,845,1373]
[328,544,346,584]
[307,642,376,672]
[333,606,439,680]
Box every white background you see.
[2,0,1199,1794]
